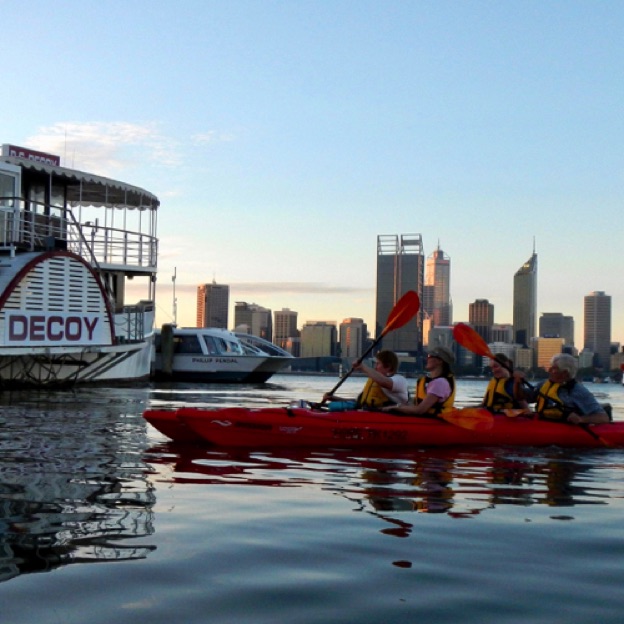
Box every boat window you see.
[214,337,244,355]
[0,172,16,208]
[173,335,203,354]
[203,336,218,354]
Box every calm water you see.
[2,375,624,624]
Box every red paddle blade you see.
[381,290,420,337]
[452,323,493,358]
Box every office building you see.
[300,321,337,358]
[376,234,423,354]
[469,299,494,343]
[513,250,537,347]
[534,337,566,370]
[425,245,452,327]
[339,318,367,359]
[234,302,272,340]
[584,291,611,368]
[196,281,229,328]
[539,312,574,347]
[274,308,299,351]
[491,323,513,344]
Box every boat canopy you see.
[1,156,159,211]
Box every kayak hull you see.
[144,406,624,449]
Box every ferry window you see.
[173,335,202,354]
[203,336,218,354]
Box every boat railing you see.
[114,301,154,343]
[0,196,157,272]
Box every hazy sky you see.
[3,1,622,346]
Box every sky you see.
[2,1,623,347]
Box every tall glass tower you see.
[425,244,452,327]
[376,234,424,354]
[584,291,611,368]
[512,251,538,347]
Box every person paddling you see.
[384,346,455,417]
[322,350,408,411]
[517,354,608,424]
[481,353,529,413]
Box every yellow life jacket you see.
[483,378,515,412]
[357,378,392,409]
[535,380,570,421]
[415,374,456,415]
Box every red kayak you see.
[143,406,624,449]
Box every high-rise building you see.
[274,308,299,351]
[513,250,537,347]
[300,321,337,358]
[376,234,424,354]
[234,302,272,340]
[539,312,574,347]
[339,318,367,359]
[584,291,611,368]
[491,323,513,344]
[534,337,566,370]
[425,245,452,327]
[469,299,494,343]
[196,281,229,328]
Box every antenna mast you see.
[172,267,177,325]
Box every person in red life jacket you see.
[517,353,609,424]
[384,346,456,417]
[323,350,408,410]
[481,353,529,413]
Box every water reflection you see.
[0,401,156,584]
[145,442,616,524]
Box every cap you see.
[428,346,455,365]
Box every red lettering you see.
[84,317,98,340]
[47,316,63,341]
[30,316,46,341]
[9,316,27,340]
[65,317,82,341]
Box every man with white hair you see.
[519,353,608,424]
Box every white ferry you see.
[153,324,294,383]
[0,143,159,387]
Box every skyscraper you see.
[584,291,611,368]
[539,312,574,347]
[513,251,537,347]
[339,317,367,359]
[300,321,337,358]
[274,308,299,351]
[425,244,452,327]
[469,299,494,343]
[376,234,423,354]
[234,302,272,340]
[196,281,229,328]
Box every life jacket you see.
[415,374,456,415]
[535,380,575,421]
[483,377,516,412]
[357,378,393,409]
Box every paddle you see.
[440,407,494,431]
[321,290,420,403]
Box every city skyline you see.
[4,4,622,347]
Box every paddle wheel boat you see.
[0,143,159,386]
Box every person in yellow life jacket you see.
[517,353,608,424]
[322,350,408,410]
[481,353,529,413]
[385,346,455,417]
